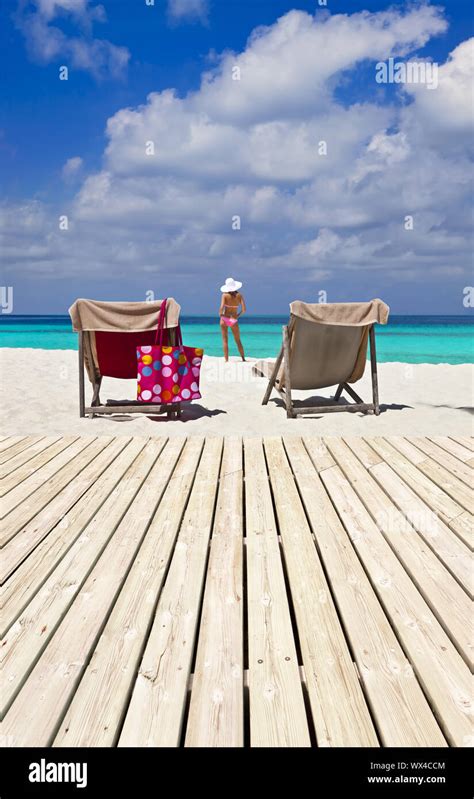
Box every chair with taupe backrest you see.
[260,299,389,418]
[69,298,183,419]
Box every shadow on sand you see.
[95,404,227,423]
[269,396,413,415]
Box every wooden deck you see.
[1,435,472,748]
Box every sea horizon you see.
[1,314,473,365]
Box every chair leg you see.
[91,377,102,407]
[369,325,380,415]
[78,333,85,419]
[283,325,295,418]
[262,345,284,405]
[166,404,182,419]
[343,382,364,405]
[334,383,344,401]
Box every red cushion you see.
[95,329,175,379]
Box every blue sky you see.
[1,0,473,314]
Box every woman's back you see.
[223,292,242,316]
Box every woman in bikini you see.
[219,277,246,361]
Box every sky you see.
[0,0,473,315]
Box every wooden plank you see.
[349,439,473,554]
[450,437,474,452]
[326,438,473,668]
[0,439,110,553]
[0,436,87,522]
[368,462,472,597]
[290,402,375,415]
[0,437,140,635]
[0,437,72,497]
[0,436,23,450]
[365,437,464,523]
[1,434,470,749]
[408,437,474,489]
[1,438,169,714]
[55,437,205,747]
[263,437,377,747]
[0,437,55,481]
[384,437,426,465]
[415,459,474,516]
[185,438,244,747]
[1,439,123,582]
[342,437,384,469]
[429,437,473,464]
[1,438,176,745]
[388,438,474,515]
[320,465,473,748]
[83,404,183,415]
[0,437,29,462]
[300,437,335,472]
[245,437,310,747]
[287,437,446,745]
[448,512,473,551]
[117,438,223,748]
[0,438,113,565]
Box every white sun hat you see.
[220,277,242,293]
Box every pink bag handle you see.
[154,299,183,348]
[154,299,168,346]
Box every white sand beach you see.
[1,348,472,436]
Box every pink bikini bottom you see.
[221,316,238,327]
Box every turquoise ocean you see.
[0,315,472,364]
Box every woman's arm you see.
[238,294,246,317]
[219,295,226,316]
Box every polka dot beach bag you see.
[136,299,203,405]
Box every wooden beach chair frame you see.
[78,330,182,420]
[262,318,380,418]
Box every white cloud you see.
[168,0,208,24]
[402,38,474,149]
[62,156,83,180]
[5,6,473,309]
[15,0,130,79]
[195,6,446,124]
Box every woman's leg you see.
[231,323,246,361]
[220,321,229,361]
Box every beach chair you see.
[69,298,183,419]
[260,299,389,418]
